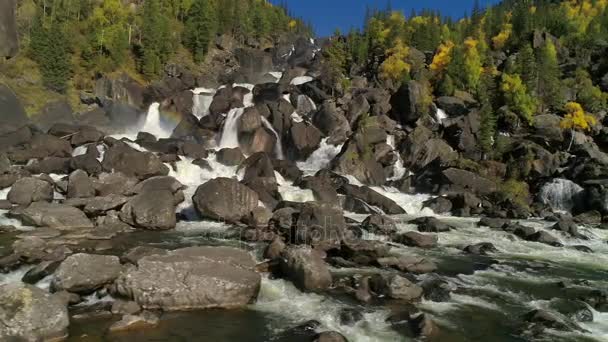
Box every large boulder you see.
[280,246,332,292]
[7,177,54,205]
[436,96,468,117]
[52,253,122,293]
[292,202,347,247]
[15,202,94,230]
[533,114,564,144]
[312,100,351,143]
[113,246,261,310]
[95,72,145,109]
[67,169,95,198]
[339,184,406,215]
[440,168,497,195]
[0,283,69,341]
[120,190,177,230]
[403,126,457,171]
[0,84,28,128]
[390,80,431,125]
[289,122,322,159]
[33,100,75,132]
[102,143,169,180]
[193,178,259,222]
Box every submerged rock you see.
[114,246,261,310]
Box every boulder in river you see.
[0,283,69,342]
[280,246,332,292]
[120,190,177,230]
[114,246,261,310]
[393,231,438,248]
[52,253,122,293]
[15,201,94,230]
[7,177,54,205]
[102,143,169,180]
[193,177,259,223]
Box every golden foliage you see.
[463,37,483,90]
[430,41,454,73]
[379,39,411,82]
[501,73,537,123]
[288,20,297,30]
[492,23,512,49]
[560,102,597,131]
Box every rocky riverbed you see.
[1,39,608,341]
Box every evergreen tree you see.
[184,0,218,63]
[514,44,537,93]
[30,10,71,93]
[478,71,497,154]
[536,39,563,111]
[141,0,171,78]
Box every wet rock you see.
[292,202,346,248]
[121,246,168,265]
[370,274,423,301]
[422,197,452,214]
[280,246,332,292]
[114,246,260,310]
[111,300,142,315]
[552,219,585,238]
[419,275,453,302]
[82,195,129,216]
[393,231,438,248]
[289,122,322,159]
[272,159,303,181]
[108,311,160,333]
[246,206,273,227]
[193,177,259,223]
[264,236,286,260]
[7,177,54,205]
[0,283,69,342]
[67,169,95,198]
[270,207,298,231]
[464,242,497,255]
[216,147,245,166]
[22,260,61,284]
[339,308,364,326]
[313,331,349,342]
[52,253,122,293]
[355,277,373,303]
[120,190,177,230]
[523,309,582,332]
[377,256,438,274]
[339,184,405,215]
[527,230,563,247]
[361,214,397,234]
[339,240,390,265]
[275,320,321,340]
[102,143,169,180]
[571,245,593,253]
[550,299,594,323]
[70,153,103,175]
[408,313,440,338]
[16,202,94,230]
[411,216,453,233]
[478,217,510,229]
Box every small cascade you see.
[435,107,448,123]
[386,135,407,181]
[218,108,245,149]
[261,116,285,160]
[290,76,314,86]
[297,138,343,175]
[141,102,171,139]
[538,178,584,212]
[191,88,216,118]
[296,95,317,117]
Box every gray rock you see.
[83,195,129,216]
[393,231,438,248]
[120,190,176,230]
[193,178,259,223]
[108,311,160,332]
[95,172,139,196]
[52,253,122,293]
[0,283,69,342]
[16,202,94,230]
[0,0,18,58]
[114,246,261,310]
[7,177,54,205]
[361,214,397,234]
[216,147,245,166]
[102,143,169,180]
[68,169,95,198]
[280,246,332,292]
[370,274,423,301]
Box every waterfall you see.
[261,116,285,160]
[297,138,343,174]
[435,108,448,123]
[218,108,245,149]
[191,88,215,118]
[538,178,584,212]
[386,135,406,181]
[141,102,171,139]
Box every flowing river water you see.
[1,76,607,342]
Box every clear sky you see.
[270,0,502,37]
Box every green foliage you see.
[141,0,171,78]
[514,44,537,93]
[498,179,531,209]
[478,72,497,154]
[30,11,71,93]
[568,69,607,113]
[536,39,563,111]
[184,0,217,63]
[501,73,537,124]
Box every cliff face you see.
[0,0,18,58]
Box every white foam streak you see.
[297,138,343,175]
[260,116,284,160]
[141,103,172,139]
[191,88,216,118]
[290,76,314,86]
[218,108,245,149]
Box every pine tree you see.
[515,44,537,93]
[536,39,563,111]
[141,0,171,78]
[478,71,497,154]
[184,0,218,63]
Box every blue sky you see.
[270,0,502,37]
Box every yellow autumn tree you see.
[492,17,512,49]
[560,102,597,150]
[501,73,537,124]
[430,41,454,74]
[379,39,411,83]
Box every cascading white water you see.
[141,102,172,139]
[218,108,245,148]
[436,107,448,123]
[538,178,584,212]
[386,135,406,181]
[297,138,343,175]
[260,116,285,160]
[296,95,317,117]
[290,76,314,86]
[191,88,216,118]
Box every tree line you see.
[18,0,312,93]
